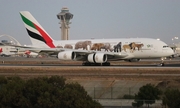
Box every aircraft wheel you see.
[102,62,110,66]
[82,62,90,66]
[82,62,96,66]
[95,63,101,66]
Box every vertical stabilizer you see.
[20,11,55,48]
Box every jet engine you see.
[58,51,76,60]
[88,53,107,63]
[124,59,140,62]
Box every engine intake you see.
[58,51,76,60]
[88,53,107,63]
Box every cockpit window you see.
[163,46,169,48]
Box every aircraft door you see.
[153,45,158,53]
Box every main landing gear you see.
[82,62,110,66]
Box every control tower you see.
[57,7,73,40]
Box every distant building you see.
[0,34,21,46]
[0,34,22,57]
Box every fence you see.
[96,99,163,108]
[85,87,139,99]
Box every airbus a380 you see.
[19,11,174,66]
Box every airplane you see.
[19,11,174,66]
[0,44,16,57]
[0,43,38,57]
[24,50,39,58]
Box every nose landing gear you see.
[159,63,165,66]
[158,57,166,66]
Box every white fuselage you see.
[32,38,174,59]
[54,38,174,59]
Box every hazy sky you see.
[0,0,180,45]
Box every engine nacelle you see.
[124,59,140,62]
[88,53,107,63]
[58,51,76,60]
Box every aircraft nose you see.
[169,48,175,55]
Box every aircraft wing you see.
[7,44,129,60]
[18,47,128,60]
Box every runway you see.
[0,57,180,78]
[0,63,180,68]
[0,56,180,68]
